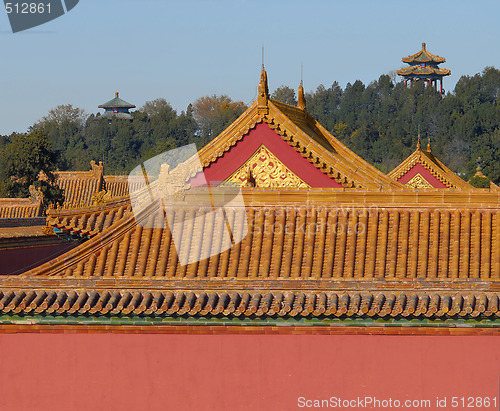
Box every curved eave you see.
[101,112,133,119]
[98,104,136,109]
[397,67,451,76]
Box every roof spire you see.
[257,50,269,113]
[427,138,432,153]
[416,126,421,150]
[261,44,265,71]
[297,63,306,111]
[475,157,484,174]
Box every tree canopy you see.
[0,129,63,206]
[192,95,247,144]
[271,85,297,106]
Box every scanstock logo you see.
[4,0,79,33]
[128,144,248,266]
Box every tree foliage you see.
[192,95,247,144]
[271,85,297,106]
[34,104,87,127]
[305,68,500,182]
[0,129,63,206]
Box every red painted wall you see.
[0,334,497,410]
[0,242,77,275]
[398,163,449,188]
[192,122,341,187]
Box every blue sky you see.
[1,0,499,135]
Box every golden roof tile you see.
[0,198,43,218]
[0,288,498,320]
[20,190,500,280]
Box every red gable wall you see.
[398,163,448,188]
[192,122,341,187]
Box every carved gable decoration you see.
[226,145,309,188]
[405,173,433,189]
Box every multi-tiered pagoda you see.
[397,42,451,94]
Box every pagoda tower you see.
[98,92,136,120]
[397,42,450,94]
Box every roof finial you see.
[476,156,483,173]
[258,48,269,113]
[261,44,265,71]
[422,42,426,50]
[297,63,306,111]
[416,126,421,150]
[115,92,119,98]
[427,137,432,153]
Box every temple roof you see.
[2,70,500,330]
[401,42,446,64]
[98,92,136,109]
[0,198,43,218]
[46,197,131,238]
[6,189,499,326]
[196,70,403,191]
[21,190,500,279]
[388,140,474,190]
[47,161,140,208]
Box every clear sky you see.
[1,0,499,135]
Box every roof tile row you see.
[27,204,500,279]
[0,289,498,319]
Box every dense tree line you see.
[303,67,500,183]
[1,67,499,204]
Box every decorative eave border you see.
[261,113,358,188]
[0,289,498,321]
[397,67,451,76]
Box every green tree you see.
[0,130,64,206]
[271,85,297,106]
[193,95,247,144]
[34,104,87,126]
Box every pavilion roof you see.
[47,161,138,209]
[402,42,447,64]
[98,93,136,109]
[397,66,451,77]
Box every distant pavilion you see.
[98,92,135,120]
[397,43,451,94]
